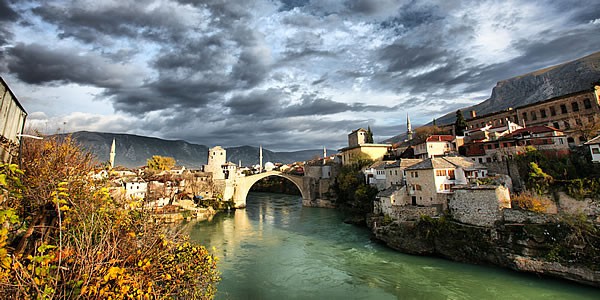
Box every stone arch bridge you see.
[232,171,316,208]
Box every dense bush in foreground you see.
[0,136,219,299]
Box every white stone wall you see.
[449,185,511,227]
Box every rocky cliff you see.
[369,215,600,287]
[64,131,322,168]
[439,51,600,125]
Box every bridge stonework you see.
[231,171,317,208]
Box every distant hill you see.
[65,131,322,169]
[384,51,600,144]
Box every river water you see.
[187,192,599,299]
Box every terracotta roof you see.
[425,135,454,142]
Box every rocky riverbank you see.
[368,214,600,287]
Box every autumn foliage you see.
[0,136,219,299]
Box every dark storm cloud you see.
[225,89,284,116]
[0,0,18,21]
[6,43,139,88]
[279,0,311,11]
[32,1,193,43]
[345,0,402,15]
[380,43,453,73]
[225,90,393,118]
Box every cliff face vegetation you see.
[0,136,220,299]
[371,215,600,287]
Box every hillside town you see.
[2,75,600,287]
[2,76,600,224]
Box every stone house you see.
[383,159,423,188]
[449,185,511,227]
[364,160,389,190]
[1,76,27,164]
[584,135,600,163]
[404,157,487,210]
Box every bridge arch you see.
[232,171,309,208]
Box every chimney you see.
[469,110,477,119]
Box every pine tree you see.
[454,110,468,136]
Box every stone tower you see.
[206,146,227,180]
[406,114,413,141]
[109,138,116,169]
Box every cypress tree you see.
[366,126,374,143]
[455,110,468,136]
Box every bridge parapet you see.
[232,171,314,208]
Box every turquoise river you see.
[187,192,599,300]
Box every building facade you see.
[465,87,600,145]
[0,76,27,164]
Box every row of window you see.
[470,98,594,128]
[435,169,455,178]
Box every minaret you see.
[323,146,327,165]
[239,160,242,167]
[109,138,116,169]
[406,114,413,141]
[259,145,263,173]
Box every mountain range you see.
[384,51,600,143]
[67,131,322,169]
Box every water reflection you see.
[187,192,599,300]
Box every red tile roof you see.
[425,135,454,142]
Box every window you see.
[395,170,398,175]
[448,169,455,179]
[415,184,422,191]
[522,112,528,121]
[550,106,556,116]
[560,104,568,114]
[576,118,582,126]
[584,98,592,109]
[592,148,600,154]
[436,169,447,176]
[564,120,571,129]
[553,122,560,129]
[572,102,579,112]
[540,109,547,118]
[531,111,537,121]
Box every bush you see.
[511,192,555,213]
[0,136,220,299]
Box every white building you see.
[123,178,148,200]
[413,135,456,159]
[585,135,600,163]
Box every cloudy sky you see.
[1,0,599,150]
